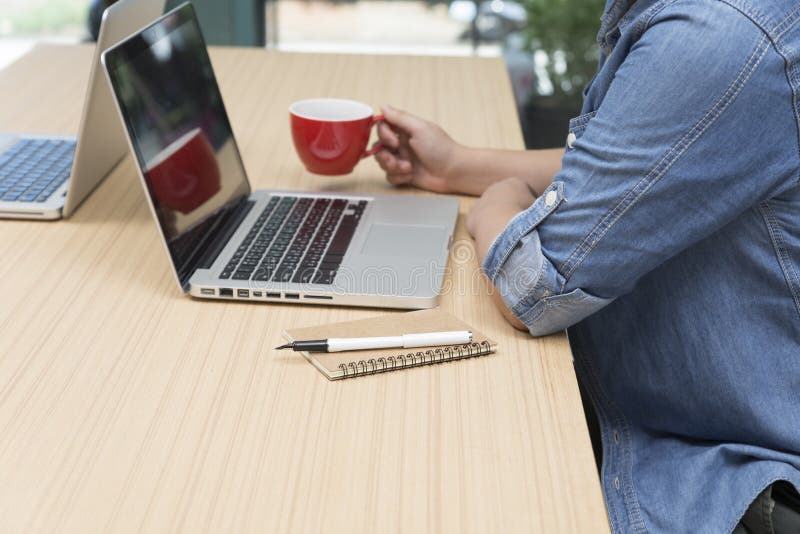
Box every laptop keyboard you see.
[0,139,75,202]
[220,195,368,285]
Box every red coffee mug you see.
[290,98,384,176]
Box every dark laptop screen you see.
[103,3,250,286]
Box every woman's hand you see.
[374,105,566,197]
[373,106,464,194]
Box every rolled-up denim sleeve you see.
[482,1,795,336]
[483,181,614,336]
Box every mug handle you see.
[362,114,386,158]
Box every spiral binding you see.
[338,340,491,378]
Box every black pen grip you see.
[292,340,329,352]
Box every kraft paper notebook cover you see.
[283,309,497,380]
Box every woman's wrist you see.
[445,144,496,196]
[442,143,472,194]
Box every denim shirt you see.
[482,0,800,531]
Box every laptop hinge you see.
[180,198,255,291]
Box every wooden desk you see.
[0,45,607,533]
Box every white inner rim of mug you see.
[290,98,373,122]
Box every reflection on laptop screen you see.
[104,4,250,282]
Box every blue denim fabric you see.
[482,0,800,532]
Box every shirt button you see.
[544,190,558,208]
[614,477,621,490]
[613,430,620,444]
[567,132,577,149]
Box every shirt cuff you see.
[482,181,565,287]
[481,181,612,336]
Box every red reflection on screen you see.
[146,128,221,215]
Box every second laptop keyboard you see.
[0,138,75,202]
[221,195,367,285]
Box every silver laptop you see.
[102,3,458,309]
[0,0,166,220]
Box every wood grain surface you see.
[0,45,608,533]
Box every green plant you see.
[521,0,605,106]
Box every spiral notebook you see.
[283,309,497,380]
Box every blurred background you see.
[0,0,604,148]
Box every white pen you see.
[275,330,473,353]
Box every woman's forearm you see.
[448,146,565,196]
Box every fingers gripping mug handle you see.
[362,114,386,158]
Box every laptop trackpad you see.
[361,224,446,258]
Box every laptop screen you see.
[103,3,251,287]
